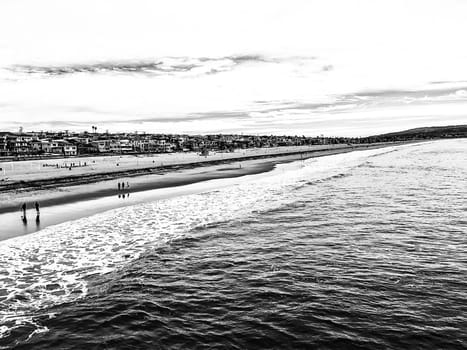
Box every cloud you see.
[429,80,467,85]
[6,55,283,79]
[335,85,467,105]
[5,55,321,81]
[9,60,201,77]
[108,111,252,124]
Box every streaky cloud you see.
[7,55,317,78]
[114,111,251,124]
[10,60,199,76]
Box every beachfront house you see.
[152,138,174,153]
[0,135,8,157]
[63,143,78,156]
[109,139,134,153]
[6,134,32,156]
[91,140,111,153]
[76,142,97,155]
[133,139,155,153]
[30,140,48,154]
[109,140,121,153]
[39,140,77,156]
[41,140,66,155]
[119,139,133,153]
[41,141,60,154]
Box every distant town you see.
[0,125,466,160]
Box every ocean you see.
[1,139,466,349]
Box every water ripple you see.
[1,140,467,349]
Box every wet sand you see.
[0,158,278,241]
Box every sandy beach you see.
[0,142,406,240]
[0,144,351,186]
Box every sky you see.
[0,0,466,136]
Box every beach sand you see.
[0,144,372,192]
[0,142,406,240]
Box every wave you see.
[0,146,399,341]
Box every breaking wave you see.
[0,146,400,342]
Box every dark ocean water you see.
[1,140,466,349]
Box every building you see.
[0,134,8,156]
[109,139,133,153]
[63,143,77,156]
[91,140,111,153]
[39,140,77,155]
[42,140,64,154]
[7,134,32,155]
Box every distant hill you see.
[371,125,467,140]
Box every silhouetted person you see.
[35,201,40,214]
[126,181,130,188]
[118,182,121,191]
[20,202,27,218]
[121,182,125,190]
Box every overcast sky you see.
[0,0,466,136]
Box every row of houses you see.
[0,130,389,158]
[0,132,307,158]
[0,134,171,157]
[0,135,77,157]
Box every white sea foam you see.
[0,146,399,339]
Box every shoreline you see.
[0,141,413,240]
[0,143,401,192]
[2,160,275,214]
[0,142,409,216]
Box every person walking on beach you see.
[20,202,27,218]
[34,201,40,215]
[118,182,121,191]
[121,182,125,191]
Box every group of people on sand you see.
[117,181,130,191]
[20,201,41,224]
[117,181,130,199]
